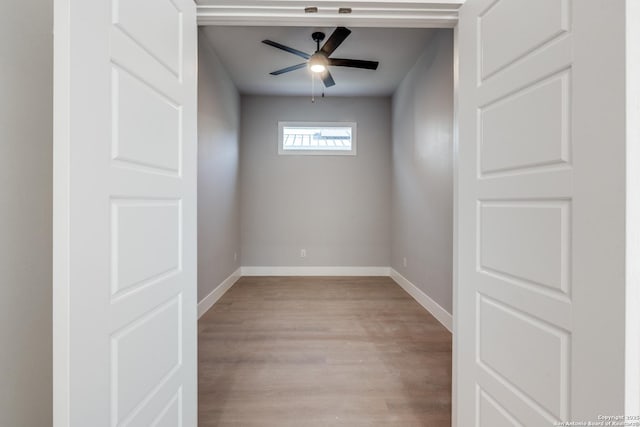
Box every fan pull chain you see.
[311,72,315,103]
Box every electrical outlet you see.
[300,249,306,258]
[403,257,407,268]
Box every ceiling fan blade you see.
[270,63,308,75]
[320,27,351,56]
[329,58,379,70]
[321,70,336,88]
[262,40,310,60]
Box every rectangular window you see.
[278,121,357,156]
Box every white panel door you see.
[456,0,627,425]
[53,0,197,425]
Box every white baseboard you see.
[389,268,453,332]
[240,266,391,276]
[198,266,453,333]
[198,267,241,319]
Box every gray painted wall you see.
[197,31,241,301]
[240,96,391,267]
[0,1,53,425]
[391,30,454,313]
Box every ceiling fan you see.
[262,27,379,88]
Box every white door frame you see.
[192,0,640,423]
[194,0,465,421]
[196,1,464,27]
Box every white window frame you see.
[278,121,357,156]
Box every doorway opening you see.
[195,25,455,424]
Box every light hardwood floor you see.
[198,276,452,426]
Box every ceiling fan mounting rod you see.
[312,31,325,52]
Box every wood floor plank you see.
[198,276,452,426]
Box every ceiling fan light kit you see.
[309,55,328,73]
[262,26,380,89]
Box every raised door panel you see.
[111,297,182,425]
[479,202,570,295]
[479,0,570,80]
[478,389,523,427]
[113,0,182,76]
[478,296,569,420]
[479,71,570,175]
[112,68,182,175]
[111,200,182,298]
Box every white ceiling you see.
[201,26,437,96]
